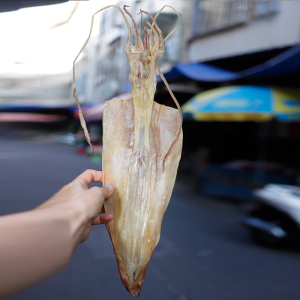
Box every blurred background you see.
[1,0,300,299]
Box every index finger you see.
[73,169,103,189]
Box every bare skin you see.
[0,169,113,299]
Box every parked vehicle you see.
[241,184,300,247]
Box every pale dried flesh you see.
[73,5,182,298]
[103,98,182,296]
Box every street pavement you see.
[1,138,300,300]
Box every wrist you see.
[35,204,87,252]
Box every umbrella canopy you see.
[182,86,300,122]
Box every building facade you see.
[188,1,300,62]
[77,0,193,104]
[1,1,299,109]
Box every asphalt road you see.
[1,138,300,300]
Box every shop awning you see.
[158,62,239,82]
[182,85,300,122]
[159,44,300,83]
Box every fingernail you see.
[105,185,114,193]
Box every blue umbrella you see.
[182,85,300,122]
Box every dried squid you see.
[73,5,182,298]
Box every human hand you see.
[0,170,113,297]
[37,169,114,244]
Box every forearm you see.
[0,208,84,298]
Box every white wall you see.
[188,1,300,62]
[0,72,73,107]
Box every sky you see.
[0,0,114,75]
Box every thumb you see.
[101,185,114,198]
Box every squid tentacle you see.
[141,10,164,52]
[73,5,131,149]
[144,26,149,50]
[156,62,183,170]
[145,20,159,54]
[123,5,138,48]
[153,5,180,42]
[148,6,181,168]
[138,10,143,41]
